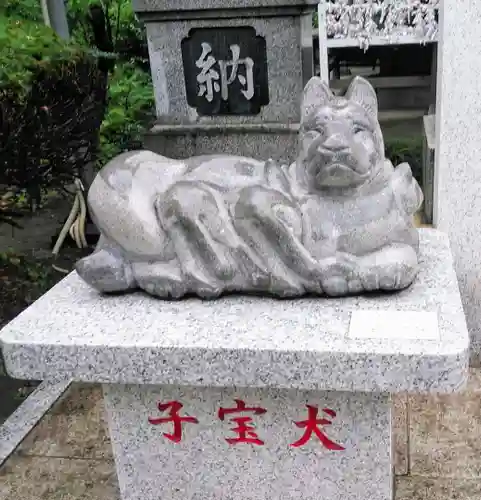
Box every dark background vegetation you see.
[0,0,155,224]
[0,0,155,336]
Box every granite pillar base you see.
[143,123,299,163]
[104,384,393,500]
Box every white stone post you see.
[433,0,481,364]
[317,2,330,83]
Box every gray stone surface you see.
[143,124,300,164]
[423,115,435,150]
[133,0,319,14]
[0,379,71,467]
[433,0,481,366]
[104,384,391,500]
[145,17,303,124]
[0,229,469,393]
[76,77,423,299]
[139,0,315,164]
[422,114,435,224]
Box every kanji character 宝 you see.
[218,399,267,445]
[290,405,345,450]
[148,401,198,443]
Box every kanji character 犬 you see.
[290,405,345,450]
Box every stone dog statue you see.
[76,76,423,299]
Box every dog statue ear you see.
[345,76,378,119]
[301,77,333,123]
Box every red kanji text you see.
[148,401,198,443]
[290,405,345,450]
[218,399,267,445]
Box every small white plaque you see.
[348,310,439,340]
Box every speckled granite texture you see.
[145,17,302,123]
[140,2,315,162]
[144,125,300,164]
[0,379,71,467]
[434,0,481,366]
[133,0,319,14]
[76,77,423,300]
[0,229,469,393]
[104,384,391,500]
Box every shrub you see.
[0,192,24,228]
[1,0,43,22]
[385,136,423,186]
[67,0,149,69]
[99,61,155,164]
[0,18,108,208]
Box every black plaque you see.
[181,27,269,116]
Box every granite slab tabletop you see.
[0,229,469,393]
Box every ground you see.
[0,193,92,329]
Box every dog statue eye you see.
[353,125,364,134]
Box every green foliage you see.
[385,136,423,185]
[0,251,52,287]
[66,0,153,165]
[0,17,107,212]
[99,61,155,163]
[0,250,59,312]
[67,0,147,64]
[69,0,142,40]
[0,192,24,229]
[0,18,85,100]
[0,3,153,214]
[0,0,43,21]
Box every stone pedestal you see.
[105,385,391,500]
[0,229,470,500]
[134,0,318,163]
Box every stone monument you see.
[76,76,423,299]
[0,230,470,500]
[134,0,318,163]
